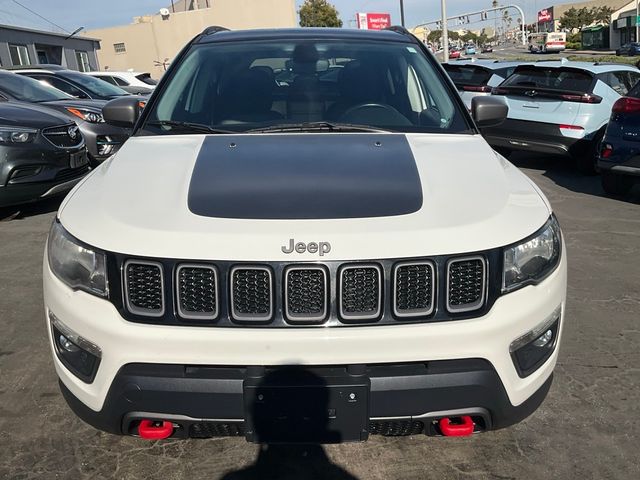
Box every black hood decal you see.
[188,134,423,219]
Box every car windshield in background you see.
[62,71,129,97]
[0,73,72,102]
[501,67,594,93]
[144,39,471,134]
[442,65,492,87]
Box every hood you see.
[0,101,72,129]
[59,133,552,261]
[42,99,108,111]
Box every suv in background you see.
[0,71,129,164]
[0,102,89,208]
[86,71,156,95]
[44,27,566,443]
[482,60,640,173]
[443,60,526,110]
[598,80,640,196]
[8,65,131,101]
[616,43,640,56]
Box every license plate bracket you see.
[69,151,89,169]
[244,367,370,444]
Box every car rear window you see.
[501,67,594,93]
[442,65,492,87]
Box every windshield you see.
[143,39,471,134]
[501,67,594,93]
[443,65,492,88]
[61,71,129,97]
[0,73,72,102]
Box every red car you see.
[449,49,461,59]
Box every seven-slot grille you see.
[120,256,489,324]
[393,262,435,317]
[176,265,218,320]
[42,124,83,148]
[285,266,328,322]
[124,261,164,316]
[446,257,487,313]
[230,267,273,321]
[339,265,382,321]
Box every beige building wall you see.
[84,0,297,77]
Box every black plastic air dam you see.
[58,359,553,441]
[187,134,423,219]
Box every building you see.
[0,24,100,71]
[85,0,297,76]
[536,1,630,33]
[610,2,640,48]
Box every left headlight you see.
[503,216,561,293]
[47,221,108,297]
[65,107,104,123]
[0,126,37,143]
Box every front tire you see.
[601,171,634,196]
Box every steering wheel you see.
[339,103,412,127]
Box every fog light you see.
[49,312,101,383]
[510,306,561,378]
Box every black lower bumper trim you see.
[59,359,553,441]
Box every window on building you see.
[9,44,30,66]
[75,51,90,72]
[113,42,126,54]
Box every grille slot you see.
[42,124,83,148]
[189,422,245,438]
[339,264,382,321]
[369,420,424,436]
[54,165,91,182]
[285,266,328,323]
[176,265,218,320]
[230,267,273,321]
[393,262,435,317]
[124,261,164,317]
[447,256,486,313]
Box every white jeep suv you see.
[43,27,567,443]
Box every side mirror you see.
[471,96,508,128]
[103,96,142,128]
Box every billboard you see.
[356,13,392,30]
[538,8,553,23]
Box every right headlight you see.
[502,216,561,293]
[47,221,108,297]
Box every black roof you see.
[196,27,413,44]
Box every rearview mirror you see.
[102,96,143,128]
[471,96,508,128]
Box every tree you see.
[591,6,613,26]
[427,30,442,43]
[559,6,612,32]
[299,0,342,28]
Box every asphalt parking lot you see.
[1,154,639,480]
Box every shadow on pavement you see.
[509,153,640,205]
[0,196,63,222]
[221,366,358,480]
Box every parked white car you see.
[86,71,157,95]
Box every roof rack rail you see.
[385,25,411,36]
[4,63,65,71]
[201,26,229,36]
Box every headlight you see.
[65,107,104,123]
[503,216,561,292]
[47,221,108,297]
[0,126,37,143]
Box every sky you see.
[0,0,576,34]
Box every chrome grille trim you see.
[123,260,165,317]
[393,261,436,318]
[339,264,382,321]
[176,264,218,320]
[284,265,328,323]
[446,256,487,313]
[229,266,273,322]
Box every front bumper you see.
[43,248,567,438]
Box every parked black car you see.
[598,81,640,196]
[0,102,89,208]
[0,71,129,164]
[8,65,131,101]
[616,43,640,56]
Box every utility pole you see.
[441,0,448,61]
[400,0,405,27]
[636,0,639,42]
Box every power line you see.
[10,0,69,33]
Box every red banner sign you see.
[538,9,552,23]
[356,13,391,30]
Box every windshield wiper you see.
[247,122,390,133]
[146,120,236,134]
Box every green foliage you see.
[427,30,442,43]
[560,6,614,31]
[299,0,342,28]
[566,41,582,50]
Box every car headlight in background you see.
[0,126,37,143]
[65,107,104,123]
[47,221,108,297]
[503,216,561,293]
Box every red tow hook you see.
[438,416,475,437]
[138,420,174,440]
